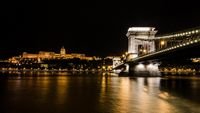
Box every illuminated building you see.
[191,58,200,63]
[9,56,20,64]
[9,47,96,63]
[105,56,123,69]
[112,57,123,68]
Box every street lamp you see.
[160,40,165,49]
[160,40,165,46]
[143,49,147,54]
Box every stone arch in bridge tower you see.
[126,27,157,60]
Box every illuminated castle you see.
[9,47,96,63]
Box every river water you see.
[0,72,200,113]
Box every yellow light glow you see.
[143,49,147,53]
[160,41,165,45]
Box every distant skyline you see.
[1,0,200,59]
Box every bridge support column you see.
[128,63,161,76]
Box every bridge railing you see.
[159,35,200,50]
[156,27,200,39]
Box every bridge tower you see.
[126,27,157,60]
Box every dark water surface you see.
[1,72,200,113]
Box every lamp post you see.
[160,40,165,49]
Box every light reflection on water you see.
[0,72,200,113]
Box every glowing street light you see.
[160,40,165,46]
[143,49,147,53]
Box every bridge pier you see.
[128,63,161,76]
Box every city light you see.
[135,63,145,71]
[160,40,165,46]
[143,49,147,53]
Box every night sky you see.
[1,0,200,59]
